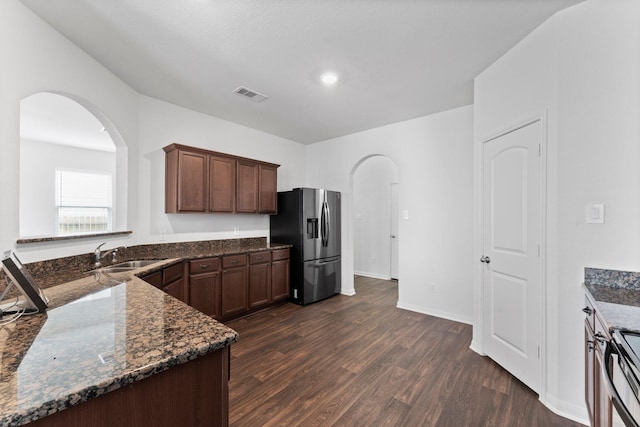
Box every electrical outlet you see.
[431,284,436,293]
[233,227,240,235]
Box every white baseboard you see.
[396,301,473,325]
[541,393,589,426]
[469,339,485,356]
[340,287,356,296]
[353,270,391,280]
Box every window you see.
[55,170,113,235]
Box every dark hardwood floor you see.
[227,276,585,427]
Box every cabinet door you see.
[141,271,163,289]
[221,266,248,318]
[177,150,208,212]
[585,323,595,426]
[258,164,278,214]
[249,262,270,308]
[271,259,290,302]
[209,155,236,213]
[164,278,187,303]
[594,344,611,427]
[190,272,221,319]
[236,160,258,213]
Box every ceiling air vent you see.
[233,86,268,103]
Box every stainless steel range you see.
[606,330,640,426]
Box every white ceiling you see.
[19,0,583,144]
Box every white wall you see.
[307,105,474,324]
[473,0,640,422]
[19,139,116,237]
[137,96,306,244]
[0,0,139,262]
[1,0,307,263]
[353,156,398,279]
[555,0,640,419]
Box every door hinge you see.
[538,244,540,257]
[537,346,540,358]
[538,144,541,157]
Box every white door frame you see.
[476,112,548,401]
[390,182,399,280]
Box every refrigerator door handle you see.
[310,257,340,267]
[321,201,330,247]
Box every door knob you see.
[480,255,491,264]
[391,235,396,238]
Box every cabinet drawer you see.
[163,262,184,285]
[223,254,247,268]
[272,248,290,261]
[249,251,271,264]
[190,257,220,273]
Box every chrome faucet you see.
[94,243,122,268]
[94,242,107,268]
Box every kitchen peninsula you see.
[0,238,289,426]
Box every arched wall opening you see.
[350,154,399,289]
[19,91,128,238]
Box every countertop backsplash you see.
[7,237,274,290]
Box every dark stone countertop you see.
[0,260,239,427]
[584,267,640,333]
[19,237,291,289]
[0,238,292,426]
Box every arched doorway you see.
[351,155,399,287]
[19,91,128,238]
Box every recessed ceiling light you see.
[320,72,339,86]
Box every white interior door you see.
[482,120,542,393]
[390,183,399,280]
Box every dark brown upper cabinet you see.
[164,144,279,214]
[209,154,236,213]
[236,159,259,213]
[259,164,278,214]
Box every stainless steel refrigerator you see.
[270,188,341,305]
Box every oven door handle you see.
[604,341,640,427]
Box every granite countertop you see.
[0,260,238,427]
[19,237,292,290]
[584,267,640,333]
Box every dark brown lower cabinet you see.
[271,258,290,302]
[190,272,221,319]
[143,250,289,321]
[271,248,290,302]
[28,346,230,427]
[189,258,222,319]
[584,295,612,427]
[140,262,187,303]
[248,251,271,308]
[221,254,248,318]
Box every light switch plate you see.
[586,204,605,224]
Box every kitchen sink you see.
[108,260,161,269]
[93,260,162,274]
